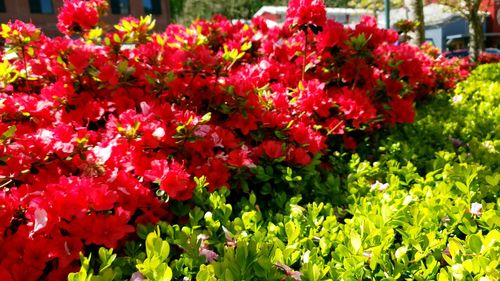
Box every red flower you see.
[286,0,327,28]
[227,147,255,168]
[387,95,415,124]
[287,146,311,165]
[144,160,195,201]
[317,20,347,51]
[0,266,13,281]
[343,136,357,150]
[261,140,285,159]
[193,158,231,192]
[295,79,330,117]
[334,87,377,128]
[78,208,134,248]
[57,0,101,35]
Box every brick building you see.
[0,0,171,37]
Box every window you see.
[144,0,161,15]
[29,0,54,14]
[110,0,130,15]
[0,0,6,13]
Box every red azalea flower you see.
[387,95,415,124]
[0,266,13,281]
[286,0,327,28]
[261,140,284,159]
[334,87,377,128]
[193,158,231,192]
[80,209,134,248]
[57,0,101,35]
[317,20,347,51]
[287,146,311,166]
[227,147,255,168]
[343,136,357,150]
[145,160,195,201]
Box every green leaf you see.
[350,234,362,253]
[1,125,16,143]
[113,33,121,43]
[448,238,463,258]
[98,248,116,273]
[437,269,450,281]
[158,265,173,281]
[224,269,235,281]
[285,221,299,243]
[201,112,212,123]
[485,175,500,187]
[145,230,170,261]
[455,182,469,194]
[467,234,482,254]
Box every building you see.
[254,6,374,28]
[0,0,171,37]
[483,0,500,47]
[377,4,472,51]
[378,1,500,51]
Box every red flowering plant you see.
[0,0,470,279]
[57,0,108,36]
[478,52,500,64]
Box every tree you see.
[169,0,288,24]
[463,0,485,61]
[404,0,425,45]
[347,0,404,16]
[441,0,490,61]
[324,0,350,7]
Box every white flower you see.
[197,234,208,243]
[451,264,465,280]
[370,181,389,192]
[452,95,463,104]
[470,202,483,216]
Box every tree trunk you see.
[405,0,425,45]
[468,4,484,61]
[414,0,425,45]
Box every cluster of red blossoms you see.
[57,0,108,35]
[0,0,469,279]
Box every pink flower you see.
[130,272,145,281]
[197,234,218,262]
[199,248,218,263]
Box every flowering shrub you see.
[77,63,499,281]
[0,0,469,279]
[477,52,500,65]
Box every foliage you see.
[169,0,288,24]
[74,64,500,281]
[0,0,470,280]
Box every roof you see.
[377,3,465,28]
[253,6,373,18]
[253,6,374,28]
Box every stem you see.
[327,120,344,135]
[302,29,308,81]
[21,46,32,93]
[0,179,13,189]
